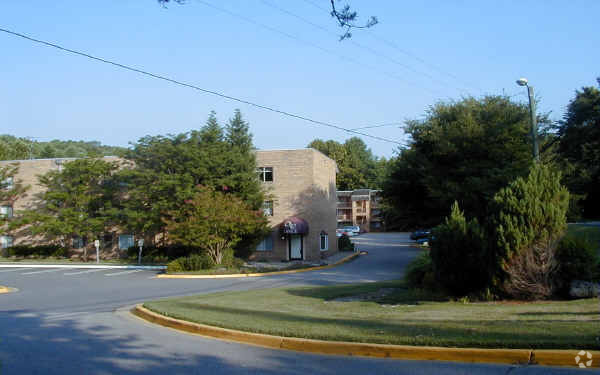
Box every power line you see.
[194,0,444,97]
[0,26,404,146]
[301,0,484,94]
[261,0,471,95]
[348,122,403,130]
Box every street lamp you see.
[516,77,539,161]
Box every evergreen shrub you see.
[338,234,355,252]
[429,202,489,296]
[555,235,599,293]
[166,253,216,273]
[6,245,68,258]
[404,251,435,289]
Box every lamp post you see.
[516,78,539,161]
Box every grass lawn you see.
[144,280,600,349]
[166,263,317,275]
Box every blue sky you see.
[1,1,598,158]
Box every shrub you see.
[429,202,489,296]
[555,235,599,294]
[166,253,216,273]
[7,245,68,258]
[404,251,435,289]
[488,164,570,298]
[126,245,200,261]
[338,234,355,252]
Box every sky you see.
[1,1,599,158]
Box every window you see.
[320,234,329,251]
[1,177,14,190]
[103,233,113,249]
[73,237,86,249]
[0,205,13,218]
[118,234,135,250]
[256,234,273,251]
[0,235,13,249]
[262,201,273,216]
[257,167,273,182]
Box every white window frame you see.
[118,234,135,250]
[256,234,273,251]
[0,205,13,218]
[320,234,329,251]
[1,177,14,190]
[262,201,274,216]
[257,167,273,182]
[72,236,86,249]
[0,235,13,249]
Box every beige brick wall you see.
[255,149,338,262]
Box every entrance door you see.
[288,234,303,260]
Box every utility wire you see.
[301,0,484,94]
[0,27,404,145]
[194,0,444,97]
[348,122,403,130]
[261,0,470,95]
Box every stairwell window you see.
[0,235,13,249]
[320,233,329,251]
[262,201,273,216]
[256,234,273,251]
[1,177,13,190]
[257,167,273,182]
[0,205,13,218]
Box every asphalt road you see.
[0,233,586,374]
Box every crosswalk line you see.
[21,268,63,275]
[0,267,33,273]
[104,269,142,276]
[63,269,105,276]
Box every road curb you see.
[0,264,165,270]
[0,286,16,294]
[131,304,598,367]
[156,252,362,279]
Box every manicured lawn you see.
[166,263,316,275]
[144,280,599,349]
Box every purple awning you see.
[280,217,309,235]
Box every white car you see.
[343,226,360,236]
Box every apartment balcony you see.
[336,203,352,209]
[337,215,353,221]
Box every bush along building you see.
[336,189,384,232]
[1,149,339,262]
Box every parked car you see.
[347,225,361,235]
[410,229,430,241]
[341,226,358,237]
[335,228,345,238]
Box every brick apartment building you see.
[254,149,338,262]
[1,150,339,262]
[336,189,384,232]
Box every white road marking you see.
[0,267,33,273]
[63,269,105,276]
[104,269,143,276]
[21,268,62,275]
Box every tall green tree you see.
[557,78,600,218]
[308,137,385,190]
[19,158,120,258]
[383,96,535,229]
[164,185,269,265]
[120,110,265,250]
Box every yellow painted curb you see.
[132,304,598,367]
[0,286,15,294]
[157,252,361,279]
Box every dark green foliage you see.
[0,135,126,160]
[6,245,67,258]
[557,78,600,219]
[16,158,121,258]
[555,235,599,289]
[125,245,200,261]
[383,96,536,229]
[489,164,569,277]
[429,202,489,296]
[403,251,435,289]
[338,234,355,251]
[166,253,216,273]
[308,137,388,190]
[120,110,265,247]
